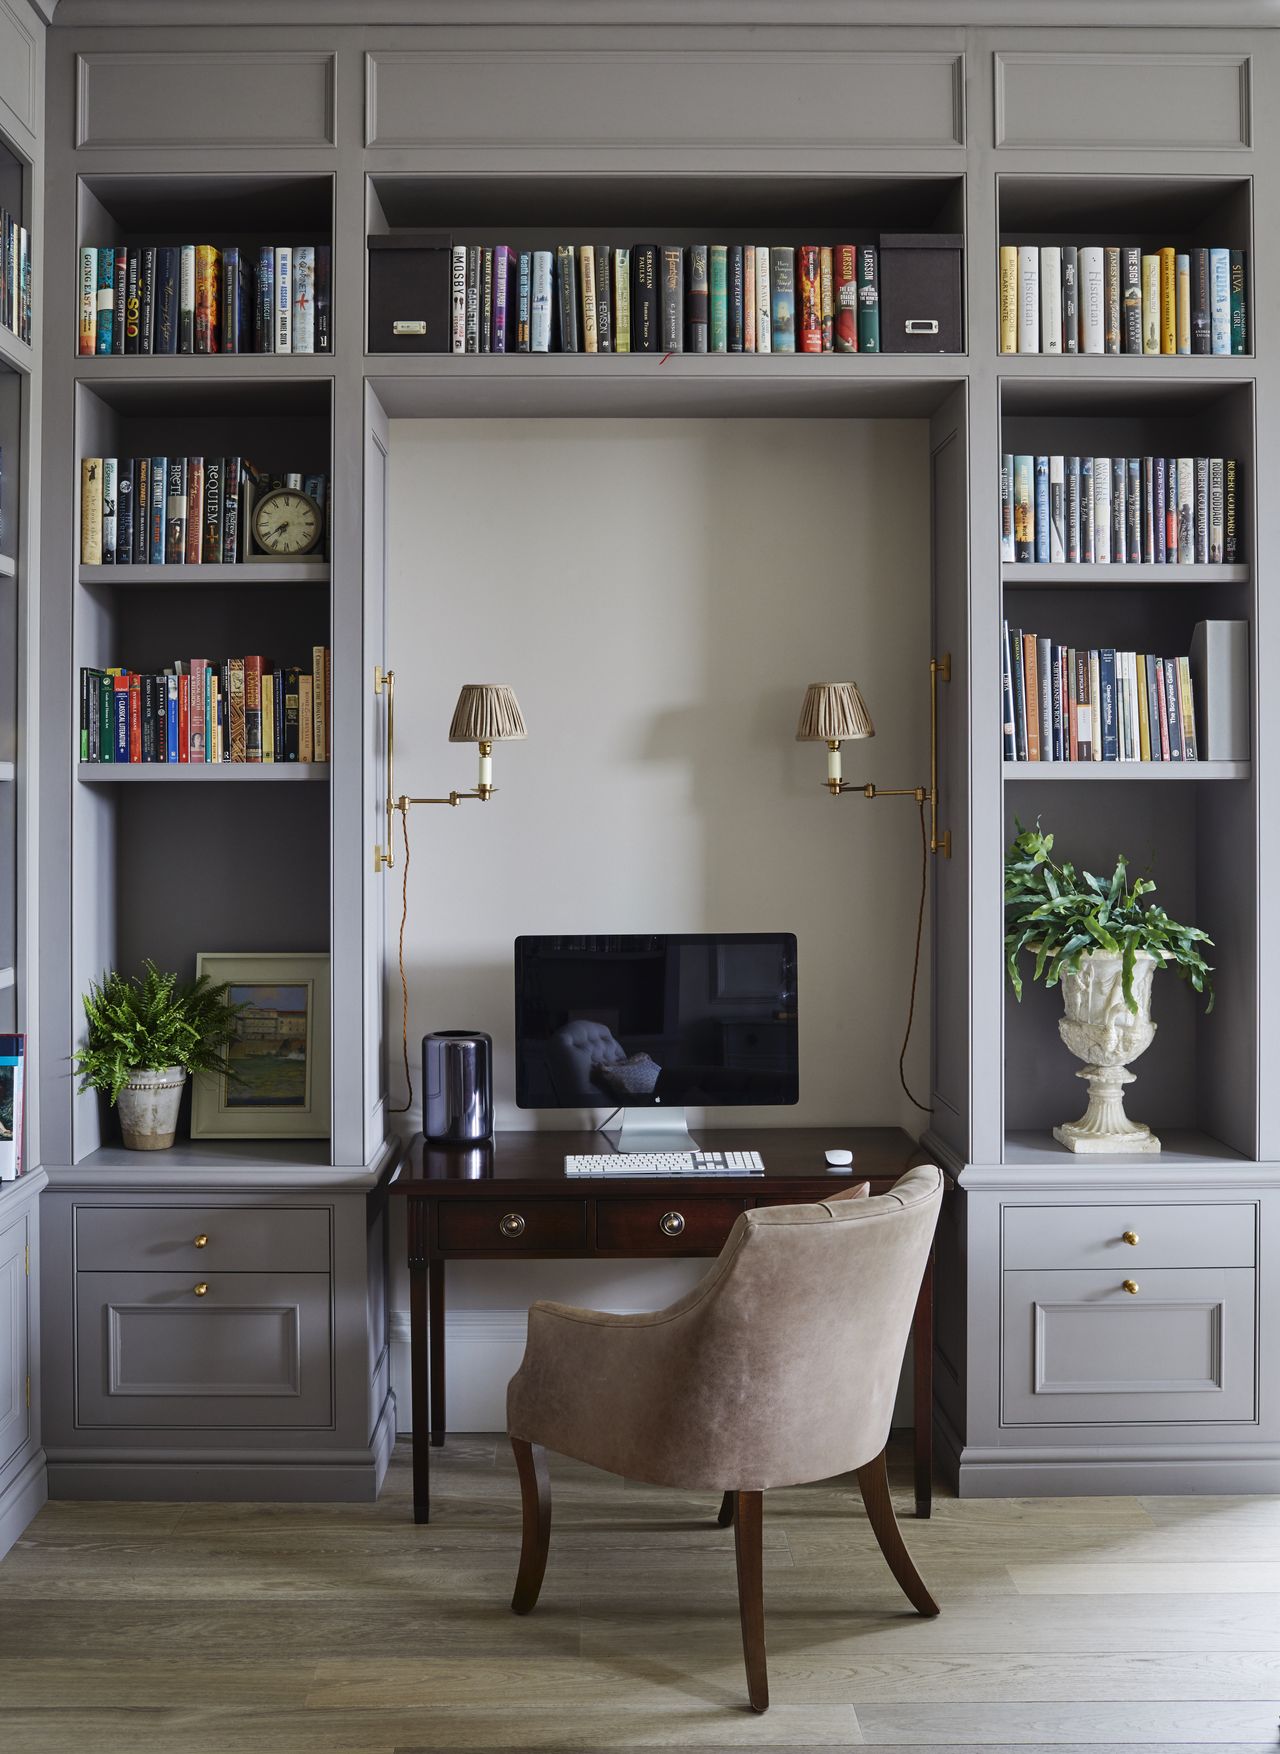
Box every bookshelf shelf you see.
[78,763,329,782]
[0,554,14,579]
[0,326,31,375]
[1003,1129,1249,1172]
[75,353,333,380]
[1003,761,1249,781]
[1002,562,1248,587]
[79,561,330,587]
[61,1137,335,1180]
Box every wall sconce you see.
[795,656,951,858]
[374,671,527,872]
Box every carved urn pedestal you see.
[1053,949,1161,1155]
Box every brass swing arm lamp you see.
[373,668,528,872]
[795,655,952,858]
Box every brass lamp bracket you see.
[829,653,952,858]
[374,666,497,872]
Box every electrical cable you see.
[899,797,933,1115]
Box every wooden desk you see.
[390,1127,936,1523]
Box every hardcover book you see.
[1121,246,1142,355]
[293,244,315,354]
[614,247,631,353]
[856,244,879,354]
[531,249,554,353]
[770,247,796,354]
[660,246,684,353]
[631,246,657,353]
[834,244,857,353]
[998,245,1017,353]
[1017,244,1038,353]
[709,243,728,353]
[579,245,598,353]
[1061,245,1078,354]
[556,245,579,352]
[820,246,834,351]
[593,244,612,353]
[754,244,771,353]
[1103,247,1121,354]
[798,244,821,353]
[1039,246,1062,355]
[179,243,195,352]
[194,244,220,353]
[687,244,709,353]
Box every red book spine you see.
[128,674,142,762]
[185,458,204,564]
[834,244,858,353]
[177,672,190,762]
[797,245,821,353]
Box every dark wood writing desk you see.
[390,1127,936,1524]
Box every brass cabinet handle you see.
[499,1212,526,1238]
[1122,1230,1139,1246]
[193,1282,209,1297]
[194,1234,209,1249]
[660,1211,686,1237]
[1122,1279,1140,1295]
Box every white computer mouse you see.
[825,1148,854,1169]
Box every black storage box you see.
[879,232,964,354]
[368,231,453,353]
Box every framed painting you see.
[190,952,330,1139]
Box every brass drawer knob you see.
[660,1211,686,1237]
[194,1234,209,1249]
[499,1212,526,1239]
[1122,1230,1139,1246]
[1122,1279,1140,1295]
[193,1282,209,1297]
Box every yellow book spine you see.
[262,674,274,763]
[998,246,1018,353]
[1159,247,1177,354]
[80,457,103,565]
[1176,253,1191,355]
[613,251,631,353]
[1141,254,1160,354]
[1136,657,1151,761]
[579,245,597,354]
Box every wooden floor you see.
[2,1436,1279,1751]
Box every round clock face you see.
[253,489,322,557]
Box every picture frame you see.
[190,952,330,1139]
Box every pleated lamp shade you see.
[447,684,528,743]
[795,681,875,742]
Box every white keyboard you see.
[565,1150,765,1177]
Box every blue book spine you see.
[166,676,178,763]
[1100,649,1118,761]
[1210,247,1231,355]
[223,246,240,352]
[257,246,275,352]
[1034,456,1049,562]
[1080,455,1094,562]
[95,247,115,353]
[148,459,166,563]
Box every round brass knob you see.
[1122,1279,1139,1295]
[1122,1230,1139,1246]
[193,1282,209,1297]
[194,1234,209,1249]
[499,1212,526,1238]
[660,1211,686,1237]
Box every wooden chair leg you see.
[510,1437,551,1615]
[855,1448,939,1617]
[716,1490,735,1528]
[733,1490,769,1713]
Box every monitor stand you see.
[609,1106,699,1154]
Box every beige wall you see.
[386,416,931,1429]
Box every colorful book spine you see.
[998,245,1017,353]
[769,247,795,354]
[797,244,821,353]
[79,246,97,354]
[275,246,292,354]
[709,244,728,354]
[754,244,771,353]
[856,244,879,354]
[614,247,631,353]
[1209,248,1231,355]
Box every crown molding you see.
[45,0,1280,30]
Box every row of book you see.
[1,210,30,345]
[80,459,327,566]
[1001,454,1240,566]
[999,244,1247,356]
[77,244,331,355]
[449,243,882,355]
[1002,626,1199,764]
[79,651,331,765]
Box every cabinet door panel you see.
[1002,1267,1256,1427]
[0,1211,27,1465]
[76,1271,332,1428]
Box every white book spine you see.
[1040,246,1062,355]
[1141,253,1160,354]
[451,245,466,353]
[1210,247,1231,355]
[1177,457,1196,562]
[1049,454,1065,562]
[1017,244,1039,353]
[754,245,771,352]
[275,246,292,354]
[1093,456,1112,564]
[292,245,315,354]
[530,250,553,353]
[1079,246,1105,355]
[1000,453,1015,562]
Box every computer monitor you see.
[514,933,798,1151]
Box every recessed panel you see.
[77,51,337,151]
[995,53,1250,152]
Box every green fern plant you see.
[1005,821,1214,1014]
[73,961,246,1105]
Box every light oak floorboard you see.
[1008,1560,1280,1595]
[850,1702,1280,1745]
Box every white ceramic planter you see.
[1053,948,1161,1154]
[116,1066,187,1151]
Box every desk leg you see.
[912,1248,934,1519]
[429,1257,446,1447]
[409,1264,431,1524]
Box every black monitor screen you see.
[514,933,798,1110]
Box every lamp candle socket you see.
[826,739,843,792]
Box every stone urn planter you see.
[1052,948,1161,1154]
[115,1066,187,1151]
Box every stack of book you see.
[78,244,331,355]
[1002,624,1198,764]
[1,208,31,345]
[1002,453,1239,565]
[999,244,1247,356]
[79,650,331,764]
[79,459,327,565]
[448,243,882,354]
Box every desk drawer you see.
[76,1204,331,1273]
[1003,1203,1255,1272]
[596,1197,748,1253]
[437,1199,587,1252]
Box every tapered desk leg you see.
[409,1263,431,1524]
[912,1248,934,1519]
[429,1257,446,1447]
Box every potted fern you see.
[73,962,244,1150]
[1005,823,1213,1154]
